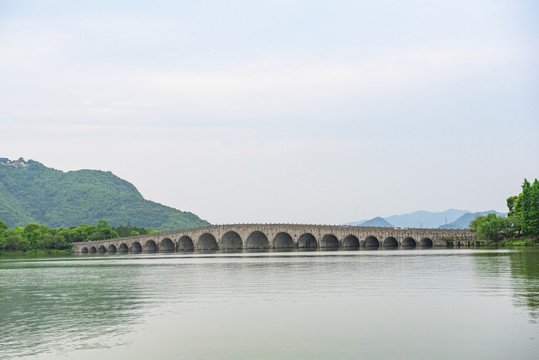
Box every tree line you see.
[470,178,539,243]
[0,220,155,253]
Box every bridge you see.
[71,224,479,254]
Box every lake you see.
[1,248,538,360]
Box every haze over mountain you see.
[385,209,469,228]
[356,217,394,227]
[0,159,209,230]
[345,209,485,229]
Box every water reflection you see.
[471,249,539,323]
[509,250,539,322]
[0,259,145,359]
[1,249,539,360]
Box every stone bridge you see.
[71,224,478,254]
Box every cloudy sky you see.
[1,0,538,225]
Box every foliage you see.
[0,159,210,230]
[471,178,539,242]
[442,236,454,246]
[112,225,156,237]
[469,213,518,241]
[0,219,127,253]
[505,179,539,238]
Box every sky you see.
[1,0,538,225]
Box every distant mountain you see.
[439,210,506,229]
[344,209,469,228]
[385,209,469,228]
[0,159,210,230]
[344,217,394,227]
[360,217,394,227]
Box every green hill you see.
[0,159,210,230]
[439,210,506,229]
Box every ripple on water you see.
[1,249,538,360]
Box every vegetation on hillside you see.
[0,220,159,254]
[0,159,209,230]
[470,178,539,245]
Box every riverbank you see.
[499,237,539,247]
[0,249,72,257]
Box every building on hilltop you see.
[0,158,28,167]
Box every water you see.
[1,249,538,360]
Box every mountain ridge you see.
[0,159,210,230]
[439,210,506,229]
[344,208,505,229]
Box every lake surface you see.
[1,249,538,360]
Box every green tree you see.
[516,179,539,237]
[507,195,520,217]
[529,179,539,237]
[521,179,532,235]
[96,219,119,239]
[3,232,30,251]
[469,213,515,241]
[0,221,7,233]
[86,231,106,241]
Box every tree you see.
[96,219,119,239]
[521,179,532,235]
[507,195,520,217]
[528,179,539,237]
[517,179,539,237]
[86,231,106,241]
[3,233,30,251]
[0,221,7,234]
[96,219,111,232]
[469,213,516,241]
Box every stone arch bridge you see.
[71,224,478,254]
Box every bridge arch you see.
[178,236,194,251]
[342,235,360,248]
[402,237,416,247]
[321,234,339,248]
[145,240,158,252]
[132,242,142,253]
[273,232,294,249]
[71,224,477,254]
[118,243,128,253]
[159,238,175,252]
[246,231,270,249]
[364,236,380,248]
[298,233,317,249]
[198,233,218,250]
[383,237,398,248]
[221,231,243,250]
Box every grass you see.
[500,237,539,247]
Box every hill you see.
[344,209,468,228]
[0,159,210,230]
[359,217,394,227]
[439,210,506,229]
[385,209,469,228]
[344,217,394,227]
